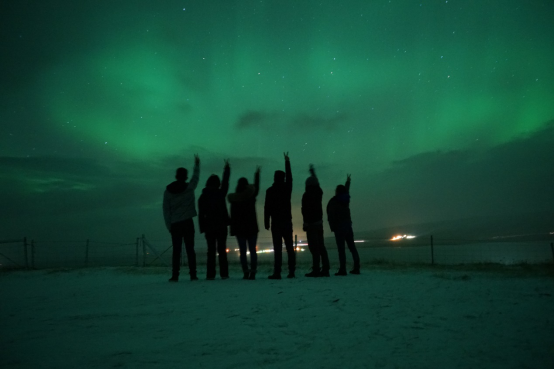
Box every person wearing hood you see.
[326,174,360,276]
[198,159,231,280]
[302,164,330,277]
[163,154,200,282]
[264,152,296,279]
[227,166,261,280]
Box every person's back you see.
[198,163,230,234]
[163,170,200,230]
[326,190,352,232]
[264,154,292,229]
[228,182,259,237]
[302,185,323,225]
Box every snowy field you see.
[1,264,554,368]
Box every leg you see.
[306,227,321,272]
[237,237,249,274]
[315,224,330,272]
[283,226,296,276]
[345,226,360,270]
[271,229,283,275]
[247,234,258,273]
[170,224,183,279]
[182,218,197,278]
[216,230,229,278]
[205,233,216,279]
[334,229,347,273]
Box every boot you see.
[190,272,198,281]
[320,269,330,277]
[287,272,296,279]
[243,272,250,280]
[305,268,320,278]
[335,269,347,276]
[168,275,179,282]
[268,273,282,280]
[249,271,256,280]
[349,268,360,275]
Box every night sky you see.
[1,0,553,242]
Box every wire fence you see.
[1,235,553,271]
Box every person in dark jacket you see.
[265,152,296,279]
[326,174,360,276]
[227,166,261,280]
[163,154,200,282]
[302,164,330,277]
[198,159,231,280]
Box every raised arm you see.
[345,174,351,192]
[284,152,292,191]
[221,159,230,196]
[189,154,201,190]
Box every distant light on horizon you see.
[391,235,416,241]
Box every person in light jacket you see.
[163,154,200,282]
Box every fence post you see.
[31,240,35,269]
[430,235,434,265]
[85,239,89,267]
[136,237,140,267]
[23,237,29,269]
[142,234,146,267]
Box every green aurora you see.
[1,0,553,241]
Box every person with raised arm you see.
[265,152,296,279]
[302,164,330,277]
[227,166,261,280]
[198,159,231,280]
[163,154,201,282]
[326,174,360,276]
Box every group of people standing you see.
[162,153,360,282]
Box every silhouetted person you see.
[163,154,200,282]
[265,152,296,279]
[302,164,330,277]
[228,167,261,280]
[198,159,231,280]
[326,174,360,275]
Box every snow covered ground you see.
[1,263,553,368]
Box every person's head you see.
[274,170,285,183]
[335,184,347,196]
[175,167,188,181]
[305,176,319,189]
[206,174,221,189]
[236,177,249,192]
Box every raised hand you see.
[255,165,262,174]
[347,173,351,182]
[224,159,230,168]
[284,152,290,161]
[194,154,200,165]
